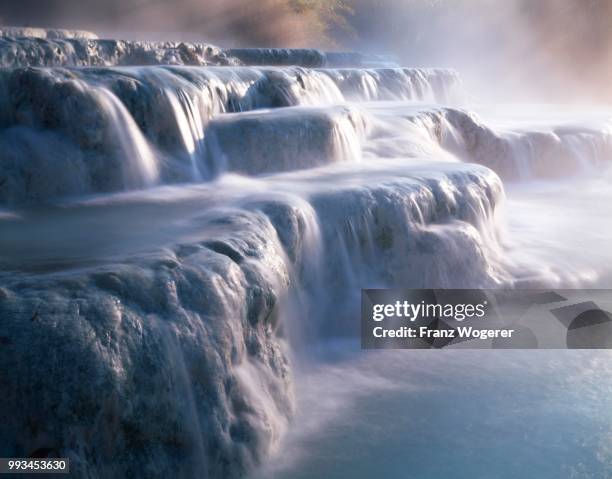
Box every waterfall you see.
[93,87,160,187]
[1,27,612,479]
[0,65,460,203]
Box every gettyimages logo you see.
[361,289,612,349]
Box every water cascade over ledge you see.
[2,27,612,479]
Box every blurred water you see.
[2,56,612,477]
[251,348,612,479]
[248,158,612,479]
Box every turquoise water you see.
[249,168,612,479]
[251,348,612,479]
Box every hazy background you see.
[1,0,611,101]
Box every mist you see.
[341,0,612,102]
[0,0,349,47]
[2,0,612,100]
[3,1,612,478]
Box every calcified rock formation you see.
[0,29,395,68]
[0,208,294,478]
[1,26,612,479]
[226,48,397,68]
[0,37,236,68]
[0,26,98,39]
[0,65,459,203]
[399,107,612,179]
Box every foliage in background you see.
[289,0,354,46]
[0,0,354,48]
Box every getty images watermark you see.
[361,289,612,349]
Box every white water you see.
[1,46,612,478]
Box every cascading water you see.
[1,30,612,479]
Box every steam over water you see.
[1,31,612,479]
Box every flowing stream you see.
[1,32,612,478]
